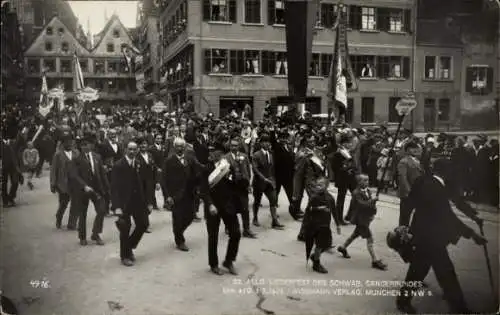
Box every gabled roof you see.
[416,19,463,47]
[91,14,139,53]
[24,15,90,55]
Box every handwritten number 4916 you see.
[30,280,50,289]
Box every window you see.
[94,79,105,90]
[46,27,53,35]
[107,43,115,53]
[108,61,119,73]
[94,60,105,74]
[108,79,118,91]
[321,54,332,78]
[244,50,260,74]
[361,97,375,123]
[203,0,237,23]
[320,3,335,28]
[43,59,56,72]
[351,55,376,78]
[57,27,64,35]
[424,56,452,80]
[27,59,40,73]
[60,60,71,73]
[229,50,245,74]
[309,53,321,76]
[388,97,400,122]
[361,7,376,30]
[274,52,288,75]
[63,79,72,91]
[268,0,285,25]
[244,0,261,23]
[61,42,69,53]
[113,29,120,38]
[438,99,450,121]
[204,49,228,74]
[466,66,494,95]
[45,41,53,51]
[346,98,354,123]
[378,56,410,79]
[119,60,129,73]
[261,51,275,75]
[389,10,403,32]
[79,60,88,72]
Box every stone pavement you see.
[1,171,498,315]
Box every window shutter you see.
[229,0,237,23]
[404,9,412,33]
[486,67,494,94]
[204,49,212,73]
[268,0,276,25]
[377,8,388,31]
[202,0,211,21]
[349,6,360,29]
[403,57,410,78]
[465,67,474,93]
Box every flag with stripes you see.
[38,72,53,117]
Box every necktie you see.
[88,153,94,174]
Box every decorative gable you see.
[24,16,90,57]
[92,15,139,56]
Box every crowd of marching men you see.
[1,102,497,313]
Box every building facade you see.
[8,0,87,49]
[1,2,26,105]
[136,0,162,103]
[24,15,139,107]
[414,0,498,132]
[159,0,415,123]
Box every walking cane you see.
[477,220,498,306]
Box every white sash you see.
[310,155,324,171]
[208,159,231,188]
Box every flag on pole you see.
[73,52,85,117]
[38,73,53,117]
[121,43,140,73]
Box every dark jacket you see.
[162,154,200,202]
[293,150,326,199]
[252,149,275,191]
[68,151,109,196]
[348,188,377,227]
[407,175,478,247]
[331,148,357,189]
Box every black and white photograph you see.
[0,0,499,314]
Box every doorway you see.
[219,96,254,120]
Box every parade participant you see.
[69,135,108,246]
[397,141,424,226]
[137,137,156,232]
[98,129,123,216]
[1,132,22,207]
[396,159,486,314]
[270,129,303,220]
[337,174,387,270]
[50,135,80,230]
[149,133,168,210]
[294,134,327,241]
[22,141,39,190]
[205,143,241,275]
[331,135,358,224]
[163,137,202,251]
[252,134,284,230]
[303,177,340,274]
[112,141,153,266]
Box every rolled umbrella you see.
[477,220,497,306]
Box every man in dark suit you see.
[331,135,358,225]
[50,135,80,229]
[224,137,256,238]
[111,141,153,266]
[192,125,210,222]
[271,129,303,220]
[98,129,123,216]
[149,133,168,209]
[205,144,241,275]
[397,141,424,226]
[69,135,109,246]
[1,133,22,207]
[396,159,486,314]
[163,137,202,251]
[252,135,284,230]
[137,137,156,232]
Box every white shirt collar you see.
[64,150,72,160]
[125,155,134,166]
[433,175,445,187]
